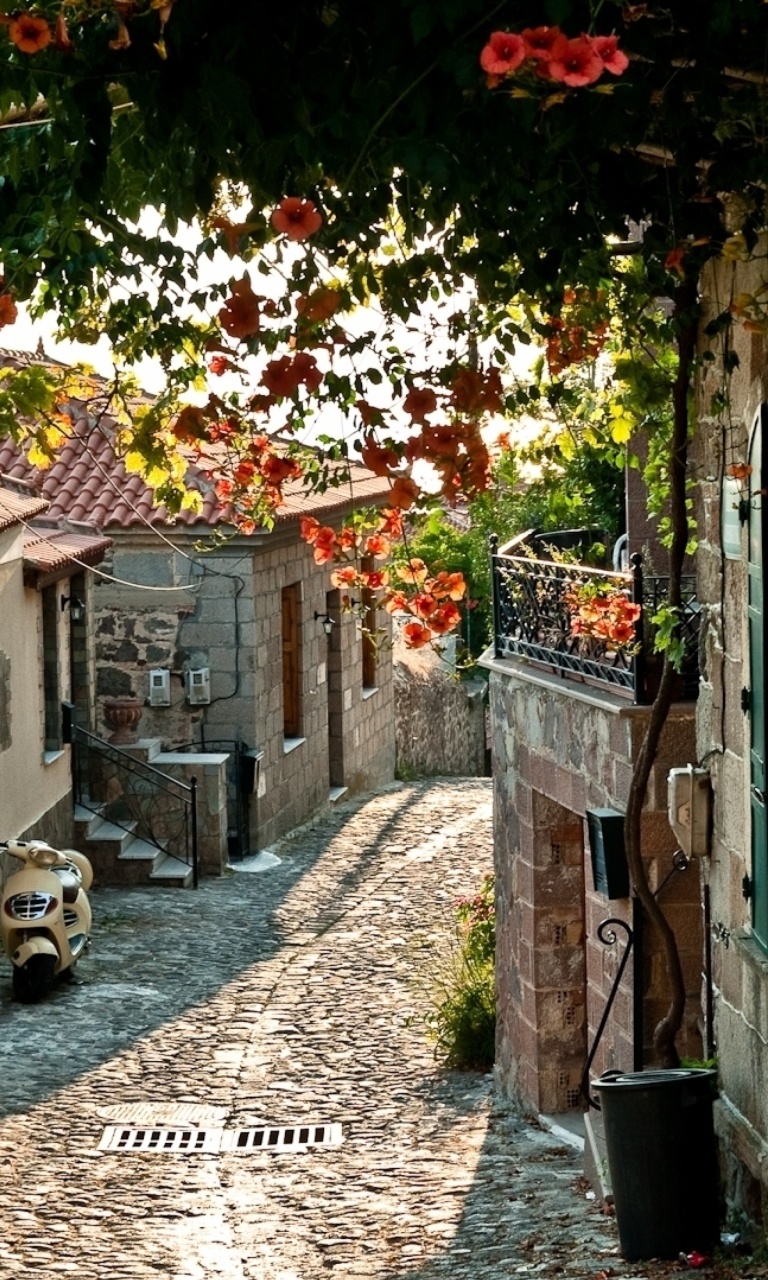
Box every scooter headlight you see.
[4,892,58,920]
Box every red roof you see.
[0,475,48,531]
[0,348,392,531]
[22,524,113,581]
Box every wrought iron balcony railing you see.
[490,532,700,704]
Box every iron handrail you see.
[71,724,198,885]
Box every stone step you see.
[118,836,162,862]
[150,853,194,888]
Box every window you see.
[281,584,302,738]
[361,557,377,691]
[41,585,61,752]
[748,404,768,948]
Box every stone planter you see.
[103,696,144,746]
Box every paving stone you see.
[0,779,676,1278]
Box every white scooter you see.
[1,839,93,1002]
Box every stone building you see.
[0,362,396,866]
[482,234,768,1229]
[0,473,111,861]
[691,239,768,1224]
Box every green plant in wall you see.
[426,874,496,1071]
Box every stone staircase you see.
[74,804,194,889]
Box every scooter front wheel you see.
[13,954,57,1003]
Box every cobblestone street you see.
[0,779,649,1280]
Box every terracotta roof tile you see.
[22,525,113,579]
[0,474,49,530]
[0,412,392,533]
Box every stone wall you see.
[483,655,701,1116]
[393,644,487,778]
[92,520,395,857]
[693,241,768,1223]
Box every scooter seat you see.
[51,868,81,904]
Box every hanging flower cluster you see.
[299,513,467,648]
[564,583,641,652]
[480,26,628,92]
[543,288,609,373]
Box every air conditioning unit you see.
[185,667,211,705]
[148,668,171,707]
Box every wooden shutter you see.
[282,585,301,737]
[748,406,768,948]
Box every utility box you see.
[667,765,712,857]
[185,667,211,705]
[586,808,630,899]
[148,668,171,707]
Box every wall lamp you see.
[61,594,85,622]
[314,611,335,636]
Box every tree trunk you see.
[623,279,698,1068]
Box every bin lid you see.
[593,1068,715,1091]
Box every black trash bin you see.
[593,1068,719,1261]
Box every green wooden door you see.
[748,405,768,948]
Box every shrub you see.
[426,874,496,1071]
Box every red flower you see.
[54,11,73,52]
[397,558,429,586]
[547,36,604,87]
[521,26,566,63]
[330,565,359,588]
[364,532,391,559]
[262,356,299,398]
[312,527,338,565]
[260,453,301,486]
[292,351,323,392]
[590,34,629,76]
[208,355,231,376]
[403,387,438,423]
[9,13,52,53]
[383,590,409,615]
[402,621,433,650]
[432,571,467,601]
[665,246,687,279]
[428,602,462,635]
[379,508,404,538]
[0,293,18,328]
[337,525,358,550]
[412,592,438,620]
[388,476,420,511]
[361,569,389,591]
[270,197,323,242]
[300,516,320,544]
[360,434,400,477]
[479,31,526,76]
[218,278,261,340]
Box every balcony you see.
[490,531,700,704]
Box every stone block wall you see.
[393,647,488,778]
[92,521,395,858]
[484,655,701,1116]
[692,242,768,1223]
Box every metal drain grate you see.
[225,1123,343,1151]
[99,1127,222,1153]
[98,1122,343,1153]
